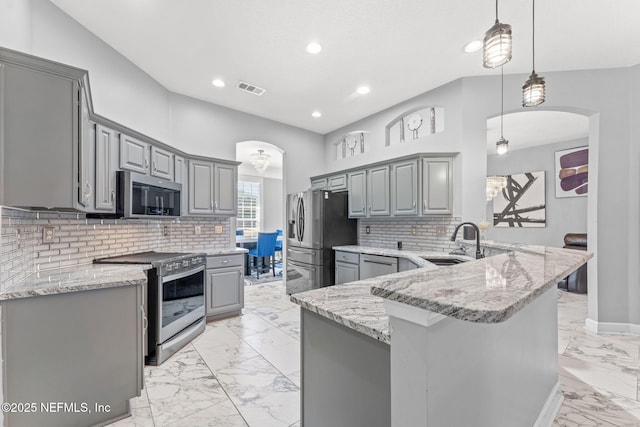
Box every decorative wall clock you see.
[406,113,423,139]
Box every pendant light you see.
[522,0,545,106]
[250,149,271,173]
[483,0,513,69]
[496,67,509,155]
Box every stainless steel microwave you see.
[116,171,181,218]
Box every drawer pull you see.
[363,259,395,266]
[221,259,230,264]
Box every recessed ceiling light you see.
[306,42,322,54]
[464,40,483,53]
[312,111,322,118]
[212,79,225,87]
[356,86,370,95]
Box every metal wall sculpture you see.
[493,171,546,228]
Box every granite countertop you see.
[0,264,150,301]
[204,247,248,256]
[291,243,593,342]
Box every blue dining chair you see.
[274,229,283,259]
[247,232,278,279]
[236,230,244,236]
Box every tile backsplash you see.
[0,206,231,291]
[358,216,464,252]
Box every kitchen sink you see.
[420,257,468,266]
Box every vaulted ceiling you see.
[51,0,640,135]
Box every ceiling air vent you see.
[237,81,266,96]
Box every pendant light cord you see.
[500,66,504,138]
[532,0,536,71]
[495,0,499,22]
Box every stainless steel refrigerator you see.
[285,189,357,294]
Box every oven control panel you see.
[161,254,205,276]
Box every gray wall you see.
[486,138,589,248]
[262,177,284,233]
[325,67,640,330]
[0,0,324,194]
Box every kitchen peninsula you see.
[291,242,592,427]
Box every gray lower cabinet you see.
[335,250,360,284]
[391,159,418,215]
[1,285,144,427]
[120,133,150,174]
[422,157,453,214]
[95,124,119,211]
[359,254,398,280]
[206,254,245,318]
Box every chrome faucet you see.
[450,222,484,259]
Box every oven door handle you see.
[162,264,205,282]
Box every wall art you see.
[493,171,546,228]
[385,106,445,146]
[334,131,370,160]
[555,146,588,198]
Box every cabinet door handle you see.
[84,182,92,202]
[211,201,214,210]
[369,206,372,213]
[413,201,416,209]
[362,207,365,213]
[111,190,116,201]
[144,157,149,170]
[423,200,427,211]
[153,160,157,172]
[215,201,218,210]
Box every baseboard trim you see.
[585,318,640,335]
[533,382,563,427]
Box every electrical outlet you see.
[436,226,448,236]
[163,226,170,237]
[214,225,223,234]
[411,226,417,235]
[194,225,202,235]
[43,226,55,242]
[365,226,371,234]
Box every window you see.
[237,180,261,237]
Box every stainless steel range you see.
[95,251,206,365]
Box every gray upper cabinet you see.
[174,155,188,215]
[120,134,150,174]
[391,159,418,216]
[347,170,367,217]
[0,61,86,210]
[422,157,453,214]
[95,124,118,211]
[311,178,327,190]
[150,146,174,180]
[327,174,348,192]
[78,86,95,210]
[214,163,237,215]
[368,166,390,216]
[188,160,215,215]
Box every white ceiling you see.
[486,111,589,154]
[50,0,640,135]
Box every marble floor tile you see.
[108,282,640,427]
[241,326,301,376]
[215,355,300,427]
[168,399,248,427]
[106,407,155,427]
[144,345,231,427]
